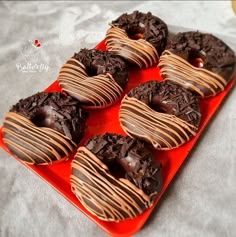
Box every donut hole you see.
[126,26,145,40]
[109,163,126,179]
[102,155,140,180]
[31,106,60,130]
[150,103,169,114]
[85,67,97,77]
[188,50,205,68]
[150,95,174,114]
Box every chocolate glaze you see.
[10,92,88,143]
[105,11,168,68]
[111,11,168,56]
[3,112,77,165]
[3,92,88,165]
[73,49,128,89]
[71,133,162,221]
[85,133,162,195]
[159,32,236,97]
[119,81,201,150]
[128,81,200,126]
[58,50,127,109]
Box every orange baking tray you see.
[0,40,235,237]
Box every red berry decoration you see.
[34,39,41,47]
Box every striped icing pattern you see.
[2,112,77,165]
[71,147,154,222]
[159,50,227,97]
[105,25,159,68]
[58,58,123,109]
[119,96,198,150]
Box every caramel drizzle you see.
[2,112,76,165]
[105,25,159,68]
[119,96,198,150]
[58,58,123,109]
[71,147,153,222]
[159,50,227,97]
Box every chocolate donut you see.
[159,31,236,97]
[58,49,128,109]
[105,11,168,68]
[119,81,201,150]
[2,92,88,165]
[71,133,162,222]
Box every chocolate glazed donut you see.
[159,31,236,97]
[71,133,162,222]
[119,81,201,150]
[58,49,128,109]
[105,11,168,68]
[2,92,88,165]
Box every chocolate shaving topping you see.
[167,31,236,80]
[73,49,128,89]
[112,11,168,55]
[85,133,162,196]
[128,80,201,127]
[10,92,88,143]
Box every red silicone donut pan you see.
[0,40,235,237]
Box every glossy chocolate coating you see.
[111,11,168,55]
[2,92,88,165]
[71,133,162,221]
[106,11,168,68]
[159,32,236,97]
[73,49,128,89]
[3,112,77,165]
[10,92,88,143]
[58,49,128,109]
[128,81,201,126]
[85,133,162,195]
[119,81,201,150]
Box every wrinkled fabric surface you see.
[0,1,235,237]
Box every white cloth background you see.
[0,1,235,237]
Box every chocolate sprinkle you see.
[111,11,168,56]
[128,80,201,127]
[73,49,128,89]
[85,133,162,196]
[167,31,236,81]
[10,92,88,143]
